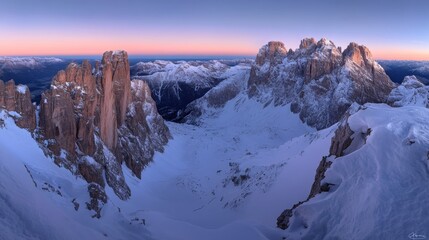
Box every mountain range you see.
[1,38,428,240]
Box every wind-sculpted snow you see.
[388,75,429,107]
[281,104,429,239]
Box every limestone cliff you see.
[248,38,395,129]
[0,79,36,130]
[37,51,170,216]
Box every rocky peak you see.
[102,50,131,127]
[316,38,335,47]
[401,75,425,88]
[0,79,36,130]
[37,50,170,216]
[387,75,429,107]
[299,37,316,49]
[342,42,373,68]
[248,38,395,129]
[255,41,287,65]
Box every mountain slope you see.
[248,38,395,129]
[131,60,252,120]
[116,93,336,239]
[279,103,429,239]
[0,110,150,240]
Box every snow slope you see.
[106,93,337,240]
[130,60,252,120]
[284,104,429,239]
[0,110,150,240]
[388,75,429,107]
[0,88,336,239]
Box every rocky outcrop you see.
[248,38,395,129]
[299,37,317,49]
[0,79,36,130]
[248,41,287,97]
[254,41,287,66]
[277,105,360,229]
[118,80,171,178]
[387,75,429,107]
[37,51,170,214]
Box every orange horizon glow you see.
[0,33,259,57]
[1,36,428,60]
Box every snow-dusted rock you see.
[279,104,429,239]
[248,38,395,129]
[38,51,170,215]
[131,59,253,120]
[0,79,36,130]
[0,56,63,69]
[179,63,251,123]
[387,75,429,107]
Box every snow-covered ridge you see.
[0,109,150,240]
[388,75,429,107]
[130,59,253,120]
[0,57,64,68]
[282,104,429,239]
[131,59,252,85]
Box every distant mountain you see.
[1,51,170,218]
[2,40,429,240]
[0,57,70,103]
[130,59,253,120]
[181,38,394,130]
[378,60,429,84]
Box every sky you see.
[0,0,428,60]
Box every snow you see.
[0,53,338,239]
[0,57,63,69]
[284,103,429,239]
[131,60,252,90]
[3,53,424,239]
[388,75,429,107]
[16,85,28,94]
[102,93,336,240]
[0,110,150,240]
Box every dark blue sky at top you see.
[0,0,428,59]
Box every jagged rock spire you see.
[248,37,395,129]
[0,79,36,130]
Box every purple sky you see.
[0,0,428,59]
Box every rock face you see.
[277,104,362,230]
[254,41,287,66]
[131,60,237,121]
[38,51,170,216]
[178,63,252,124]
[0,79,36,130]
[248,38,395,129]
[387,75,429,107]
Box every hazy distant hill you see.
[378,60,429,84]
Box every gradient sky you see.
[0,0,428,60]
